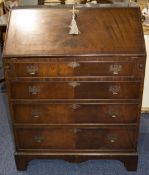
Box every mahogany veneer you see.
[3,7,146,171]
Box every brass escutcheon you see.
[68,81,80,88]
[69,104,80,110]
[67,61,80,69]
[34,135,44,143]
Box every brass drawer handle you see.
[111,114,117,118]
[32,115,40,118]
[34,136,44,143]
[31,109,41,118]
[110,139,116,143]
[67,62,80,69]
[68,82,80,88]
[109,113,118,118]
[26,65,38,75]
[29,86,40,95]
[109,64,122,75]
[108,108,120,118]
[109,85,120,95]
[69,104,80,110]
[107,135,117,143]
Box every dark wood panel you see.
[3,7,146,171]
[4,57,146,81]
[10,81,141,99]
[13,61,136,77]
[76,127,136,149]
[15,128,75,149]
[3,8,145,57]
[15,127,136,150]
[12,103,139,124]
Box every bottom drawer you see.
[15,127,137,150]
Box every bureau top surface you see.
[3,7,146,57]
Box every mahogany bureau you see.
[3,7,146,171]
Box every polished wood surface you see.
[12,103,139,124]
[3,7,145,57]
[12,61,137,77]
[15,127,136,150]
[10,81,141,99]
[4,57,146,80]
[3,7,146,171]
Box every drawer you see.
[10,81,140,99]
[75,127,136,150]
[15,127,136,150]
[15,128,75,149]
[12,103,139,124]
[10,61,136,78]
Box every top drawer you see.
[6,61,140,78]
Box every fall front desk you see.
[3,7,146,171]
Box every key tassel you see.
[69,5,80,35]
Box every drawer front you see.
[15,128,75,149]
[75,127,136,150]
[12,103,139,124]
[15,127,136,150]
[12,61,136,77]
[10,82,140,99]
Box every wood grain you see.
[3,7,146,57]
[3,7,146,171]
